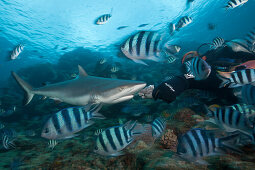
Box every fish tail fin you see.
[203,104,214,117]
[184,60,193,75]
[125,121,144,137]
[216,73,231,88]
[92,112,105,119]
[90,104,105,119]
[12,72,34,105]
[218,133,243,154]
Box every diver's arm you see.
[152,75,190,103]
[139,75,190,103]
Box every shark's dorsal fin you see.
[78,65,88,77]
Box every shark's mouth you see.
[112,95,134,104]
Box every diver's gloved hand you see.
[152,82,176,103]
[152,76,190,103]
[138,85,154,99]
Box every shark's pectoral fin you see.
[78,65,88,77]
[112,95,134,104]
[12,72,34,105]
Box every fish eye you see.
[201,64,206,71]
[44,128,49,133]
[94,145,98,150]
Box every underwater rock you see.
[160,129,178,151]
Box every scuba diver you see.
[138,40,255,105]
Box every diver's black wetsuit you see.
[152,46,255,104]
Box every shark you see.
[12,65,146,106]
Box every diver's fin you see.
[12,72,34,105]
[78,65,88,77]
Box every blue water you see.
[1,0,254,84]
[1,0,255,169]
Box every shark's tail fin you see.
[12,72,34,105]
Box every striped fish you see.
[94,120,142,156]
[206,106,254,140]
[211,37,225,49]
[165,44,181,54]
[10,44,24,60]
[231,104,255,115]
[185,57,211,80]
[165,55,176,64]
[48,139,58,150]
[238,84,255,105]
[217,69,255,88]
[176,16,192,31]
[121,31,168,66]
[0,122,4,129]
[169,23,175,35]
[225,0,248,9]
[41,104,105,140]
[2,135,15,149]
[245,28,255,52]
[95,14,112,25]
[177,128,241,165]
[151,117,166,138]
[231,104,255,124]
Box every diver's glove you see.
[138,85,154,99]
[152,76,190,103]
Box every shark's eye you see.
[119,87,125,91]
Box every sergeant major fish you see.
[210,37,225,49]
[10,44,24,60]
[177,128,241,165]
[94,120,143,156]
[234,84,255,105]
[206,106,255,141]
[121,31,170,66]
[41,104,105,139]
[176,16,193,31]
[151,117,166,138]
[217,69,255,88]
[184,57,211,80]
[95,9,113,25]
[245,27,255,52]
[225,0,248,9]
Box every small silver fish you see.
[2,135,15,149]
[11,44,24,60]
[169,23,175,35]
[95,11,112,25]
[110,66,120,73]
[0,122,4,129]
[225,0,248,9]
[48,139,58,150]
[165,55,176,64]
[165,44,181,54]
[211,37,225,49]
[94,129,103,136]
[151,117,166,138]
[176,16,192,31]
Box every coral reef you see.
[160,129,178,152]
